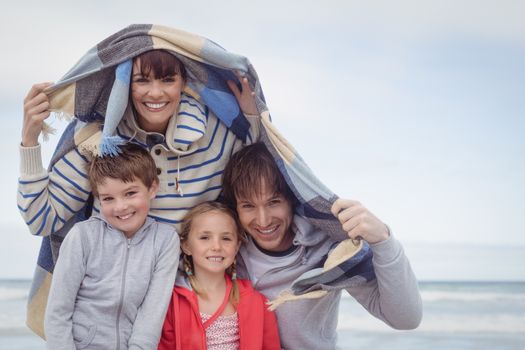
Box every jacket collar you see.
[92,214,156,245]
[291,214,331,247]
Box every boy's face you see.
[96,177,158,238]
[236,182,294,252]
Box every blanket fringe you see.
[266,289,328,311]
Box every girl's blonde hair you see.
[180,201,246,305]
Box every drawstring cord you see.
[175,156,184,197]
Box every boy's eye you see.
[240,203,254,209]
[101,197,113,202]
[126,191,137,197]
[269,199,281,206]
[198,235,209,240]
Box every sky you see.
[1,0,524,280]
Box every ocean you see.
[1,280,524,349]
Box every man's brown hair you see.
[87,143,158,197]
[222,142,297,208]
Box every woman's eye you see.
[162,76,176,83]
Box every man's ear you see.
[148,180,159,200]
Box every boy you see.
[44,143,179,350]
[222,142,422,349]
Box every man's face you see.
[236,183,294,252]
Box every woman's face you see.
[131,58,185,134]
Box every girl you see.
[158,201,281,350]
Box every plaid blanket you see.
[26,24,375,338]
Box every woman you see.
[19,25,270,337]
[19,50,259,235]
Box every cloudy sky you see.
[1,0,524,280]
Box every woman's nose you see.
[148,81,163,98]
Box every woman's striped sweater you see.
[18,93,259,235]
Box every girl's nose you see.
[211,238,221,251]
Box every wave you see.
[338,313,525,333]
[421,290,525,302]
[0,287,29,302]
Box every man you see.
[222,142,422,349]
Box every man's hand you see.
[331,198,390,244]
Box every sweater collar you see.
[123,93,207,156]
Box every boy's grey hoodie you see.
[237,215,422,350]
[44,215,179,350]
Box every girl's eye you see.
[198,236,209,240]
[162,76,176,83]
[240,203,254,209]
[101,197,113,202]
[269,199,281,206]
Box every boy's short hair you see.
[222,142,297,208]
[88,143,158,197]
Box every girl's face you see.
[131,58,185,134]
[182,210,241,279]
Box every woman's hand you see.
[331,198,390,244]
[22,82,53,147]
[227,72,258,115]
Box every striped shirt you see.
[18,94,259,235]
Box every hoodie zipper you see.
[115,238,131,350]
